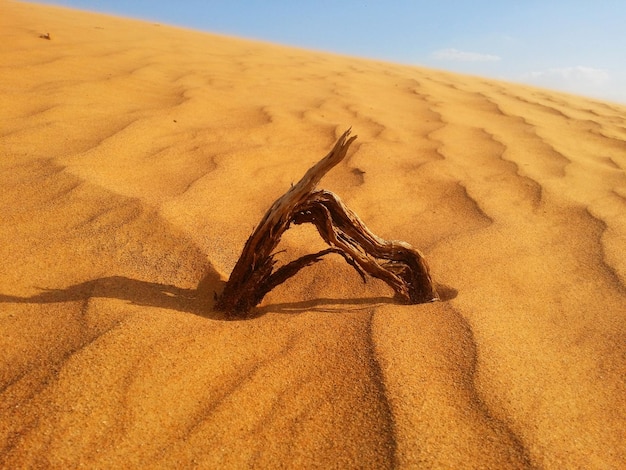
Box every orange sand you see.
[1,1,625,468]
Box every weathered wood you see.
[215,129,439,315]
[293,190,438,304]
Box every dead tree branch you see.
[215,129,439,315]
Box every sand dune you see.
[2,1,626,468]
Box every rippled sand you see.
[1,1,625,468]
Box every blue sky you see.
[30,1,626,103]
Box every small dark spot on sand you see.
[351,167,366,185]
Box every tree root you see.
[215,129,439,315]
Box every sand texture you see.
[1,1,626,468]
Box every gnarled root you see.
[215,129,439,315]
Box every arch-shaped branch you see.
[215,129,439,315]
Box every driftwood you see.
[216,129,439,315]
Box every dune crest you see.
[1,1,625,468]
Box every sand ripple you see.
[1,2,625,468]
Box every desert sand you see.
[1,1,625,468]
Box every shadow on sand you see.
[0,271,225,318]
[0,269,456,320]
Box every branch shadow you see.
[255,283,457,316]
[0,270,228,320]
[255,296,397,315]
[0,270,456,321]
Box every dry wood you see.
[215,129,439,315]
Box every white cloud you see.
[432,48,501,62]
[519,65,625,102]
[522,66,610,86]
